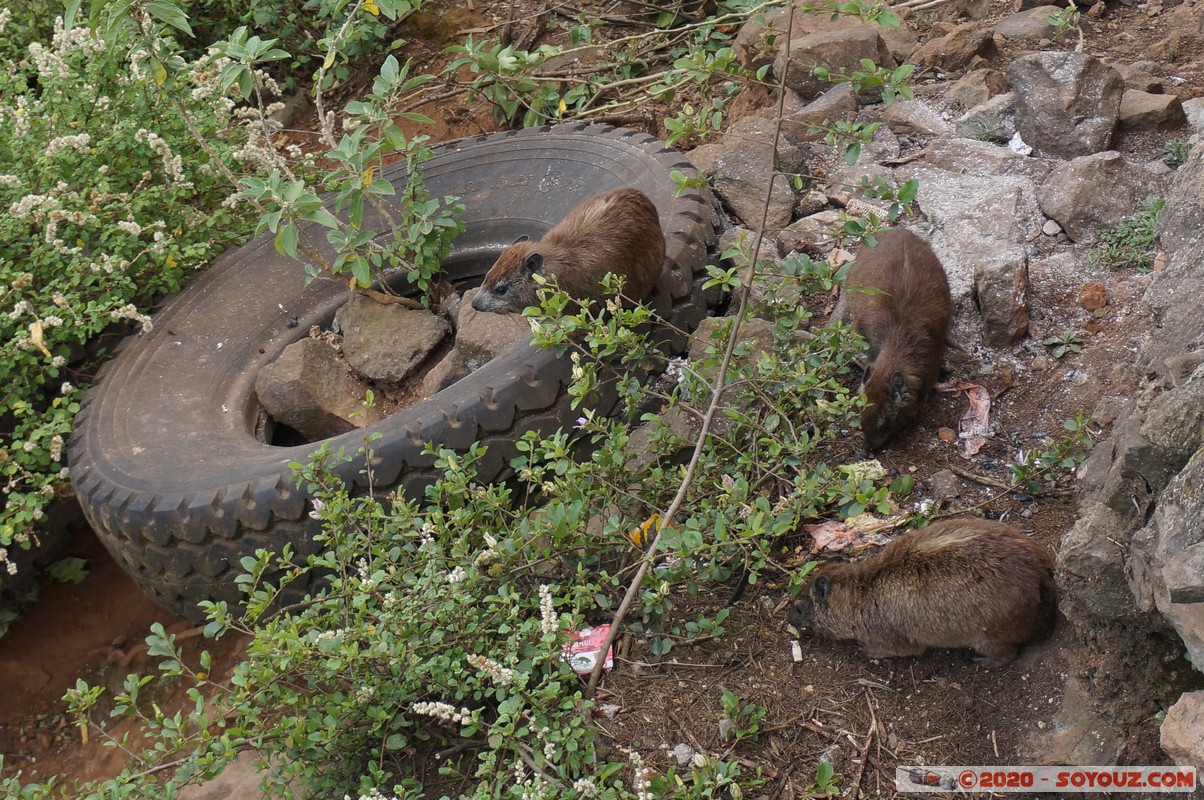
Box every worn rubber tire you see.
[69,123,719,620]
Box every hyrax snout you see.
[844,228,952,451]
[788,519,1057,665]
[471,187,665,314]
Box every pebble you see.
[1079,281,1109,311]
[1043,219,1063,236]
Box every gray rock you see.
[1118,89,1186,132]
[1161,691,1204,768]
[797,189,829,217]
[670,742,697,766]
[955,0,992,20]
[774,26,895,101]
[909,22,997,72]
[1056,505,1141,622]
[1037,678,1124,766]
[1181,97,1204,128]
[779,84,860,143]
[973,248,1031,346]
[1113,62,1165,93]
[955,92,1017,142]
[1008,52,1124,159]
[179,751,298,800]
[686,142,724,176]
[421,347,470,397]
[623,405,701,473]
[336,293,451,382]
[1036,151,1160,242]
[723,116,808,174]
[254,338,373,441]
[946,68,1010,107]
[924,137,1056,182]
[1150,143,1204,372]
[879,22,919,65]
[733,4,861,73]
[892,163,1044,362]
[881,99,954,138]
[776,210,846,257]
[456,288,531,369]
[1128,372,1204,492]
[993,6,1061,39]
[929,468,962,499]
[823,124,900,206]
[714,175,796,233]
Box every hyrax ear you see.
[814,575,830,604]
[889,371,908,402]
[512,234,530,244]
[522,252,544,274]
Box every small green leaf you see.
[146,0,193,35]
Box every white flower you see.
[539,585,557,635]
[411,701,472,725]
[447,566,467,584]
[45,133,91,156]
[467,653,514,686]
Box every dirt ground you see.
[4,0,1204,797]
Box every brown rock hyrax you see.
[787,519,1057,664]
[845,228,952,451]
[470,187,665,314]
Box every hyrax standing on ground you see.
[845,227,953,451]
[787,519,1057,665]
[470,187,665,314]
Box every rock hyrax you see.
[788,519,1057,664]
[845,228,953,451]
[471,187,665,314]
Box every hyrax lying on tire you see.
[470,187,665,314]
[845,228,952,451]
[787,519,1057,664]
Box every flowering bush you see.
[0,16,252,569]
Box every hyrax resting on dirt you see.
[845,227,953,451]
[470,187,665,314]
[787,519,1057,665]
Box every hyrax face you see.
[787,575,828,635]
[471,240,543,314]
[860,366,920,452]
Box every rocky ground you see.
[4,0,1204,797]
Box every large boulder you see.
[712,117,805,231]
[336,293,451,382]
[1008,52,1124,159]
[909,22,997,72]
[254,338,378,441]
[1036,151,1162,242]
[773,26,895,101]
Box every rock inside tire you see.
[68,123,719,621]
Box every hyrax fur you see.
[788,519,1057,665]
[845,228,952,451]
[471,187,665,314]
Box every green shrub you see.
[0,274,883,797]
[0,16,251,565]
[1088,195,1164,272]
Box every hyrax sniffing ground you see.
[470,187,665,314]
[845,228,953,451]
[788,519,1057,664]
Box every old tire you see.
[69,123,719,620]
